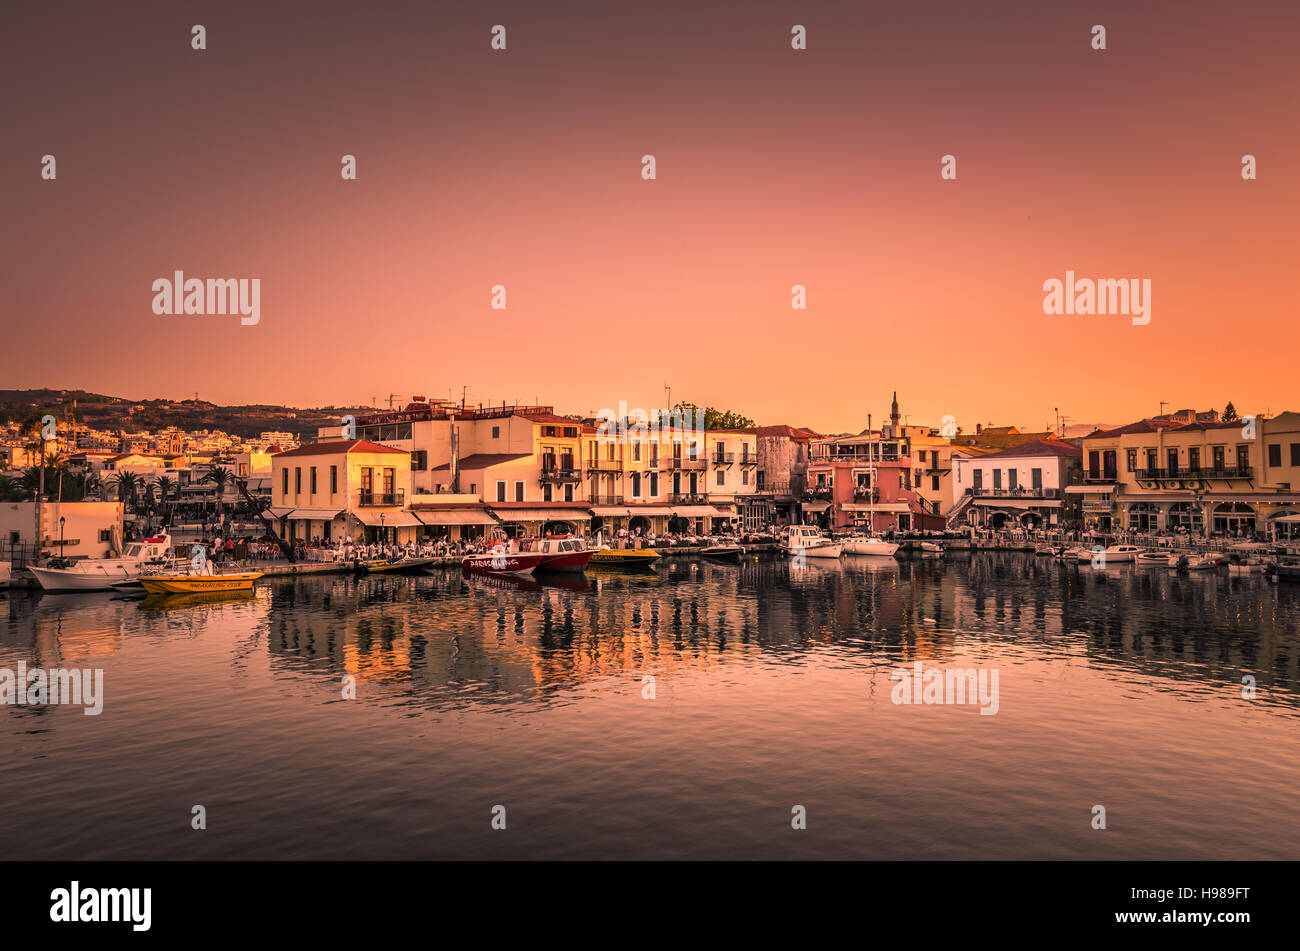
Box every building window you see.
[543,484,553,501]
[649,473,658,497]
[330,466,338,493]
[1188,448,1199,471]
[282,469,289,494]
[1126,449,1137,472]
[931,474,940,491]
[741,468,749,486]
[1292,443,1300,466]
[631,472,641,497]
[310,467,317,494]
[992,469,1002,489]
[633,442,641,462]
[411,450,427,471]
[496,481,506,502]
[295,468,301,493]
[564,484,573,502]
[492,426,500,439]
[99,529,112,542]
[1268,444,1282,467]
[716,469,725,486]
[514,481,524,502]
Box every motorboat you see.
[29,533,174,592]
[1135,550,1173,566]
[1034,544,1062,557]
[589,547,662,567]
[516,535,593,573]
[461,547,543,576]
[1077,544,1143,564]
[699,544,743,562]
[780,525,842,559]
[915,541,943,556]
[359,556,439,574]
[0,561,10,588]
[138,561,263,594]
[843,536,899,557]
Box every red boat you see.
[461,549,544,576]
[517,535,593,573]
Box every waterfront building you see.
[0,500,124,564]
[738,424,821,528]
[949,438,1083,529]
[267,440,417,545]
[1078,410,1300,537]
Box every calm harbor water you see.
[3,553,1299,860]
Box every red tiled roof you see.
[430,453,531,471]
[273,440,406,458]
[982,438,1082,459]
[1089,418,1178,438]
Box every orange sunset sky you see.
[3,0,1297,434]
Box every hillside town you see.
[3,390,1298,569]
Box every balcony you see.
[804,485,833,500]
[1136,466,1252,482]
[586,459,623,472]
[669,457,707,470]
[712,451,735,466]
[539,467,581,484]
[739,453,758,466]
[853,487,880,503]
[589,494,625,505]
[669,492,709,504]
[1084,472,1119,484]
[964,487,1062,499]
[358,490,405,506]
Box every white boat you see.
[1077,544,1143,564]
[1135,550,1173,566]
[916,541,942,555]
[0,561,10,588]
[781,525,842,559]
[842,536,899,557]
[28,534,174,592]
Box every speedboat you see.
[843,536,899,557]
[517,535,593,573]
[780,525,842,559]
[1135,550,1173,566]
[29,534,174,592]
[915,541,942,555]
[360,556,439,574]
[1034,544,1062,557]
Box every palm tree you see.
[203,466,234,523]
[0,474,22,502]
[81,470,103,502]
[155,475,176,525]
[105,471,142,512]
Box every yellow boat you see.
[138,571,264,594]
[588,548,661,567]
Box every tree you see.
[1222,402,1239,422]
[667,402,756,431]
[155,475,176,524]
[105,471,142,511]
[203,466,234,522]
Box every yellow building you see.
[267,439,416,544]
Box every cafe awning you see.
[352,510,422,527]
[491,507,592,522]
[285,507,344,520]
[412,508,498,526]
[590,506,631,517]
[265,506,295,519]
[672,505,726,517]
[626,505,673,516]
[802,501,831,513]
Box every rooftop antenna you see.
[665,382,672,410]
[1158,401,1169,417]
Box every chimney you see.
[976,423,983,435]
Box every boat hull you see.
[589,550,661,567]
[843,539,899,557]
[533,551,594,573]
[30,564,139,592]
[461,552,542,576]
[700,546,743,562]
[138,572,263,594]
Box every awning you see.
[1273,513,1300,524]
[352,510,422,527]
[672,505,725,517]
[626,505,673,516]
[491,507,592,522]
[265,506,295,519]
[802,501,831,512]
[973,499,1062,509]
[413,509,498,526]
[590,506,631,517]
[286,507,344,520]
[1065,485,1113,494]
[843,502,910,513]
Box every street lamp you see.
[59,515,66,559]
[380,512,386,546]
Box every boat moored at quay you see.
[28,534,174,592]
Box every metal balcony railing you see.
[358,490,405,506]
[669,492,709,504]
[712,452,735,465]
[589,494,625,505]
[669,457,707,470]
[539,467,581,483]
[1136,466,1252,481]
[586,459,623,472]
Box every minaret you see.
[890,391,900,428]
